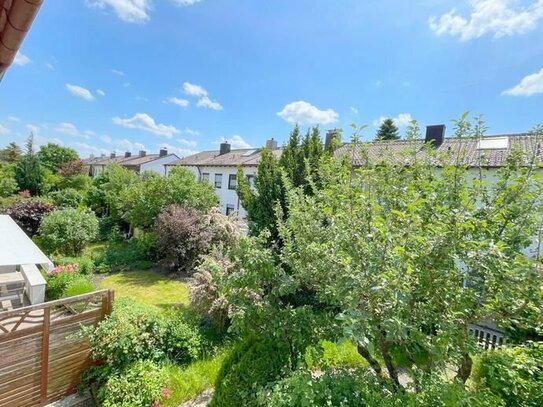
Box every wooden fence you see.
[0,290,113,407]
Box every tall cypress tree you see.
[15,134,44,195]
[376,118,400,140]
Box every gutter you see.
[0,0,44,77]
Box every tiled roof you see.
[167,148,283,167]
[335,134,543,168]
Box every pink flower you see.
[160,388,172,399]
[150,402,162,407]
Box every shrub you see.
[122,167,218,229]
[39,208,98,256]
[48,188,83,208]
[0,175,18,197]
[190,249,232,332]
[155,205,214,273]
[82,299,167,372]
[263,369,502,407]
[96,360,169,407]
[473,342,543,407]
[45,264,81,300]
[58,160,87,177]
[56,174,92,191]
[210,336,291,407]
[162,315,202,365]
[6,200,55,236]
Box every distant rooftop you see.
[335,133,542,168]
[167,147,282,167]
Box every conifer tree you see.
[376,118,400,140]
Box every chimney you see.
[325,129,341,150]
[265,138,278,150]
[110,152,116,159]
[124,151,132,158]
[219,141,231,155]
[159,148,168,157]
[139,150,147,157]
[425,125,446,148]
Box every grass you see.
[164,351,228,406]
[98,270,190,310]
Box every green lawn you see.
[98,270,190,309]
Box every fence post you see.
[40,307,50,402]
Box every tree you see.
[38,208,99,256]
[237,148,286,240]
[58,159,87,177]
[375,118,400,140]
[86,163,139,221]
[37,143,79,173]
[122,167,218,230]
[0,163,18,197]
[226,123,543,392]
[15,134,45,195]
[237,126,328,240]
[0,142,23,163]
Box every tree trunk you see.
[357,342,383,378]
[378,331,401,389]
[455,353,473,384]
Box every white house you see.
[0,215,51,309]
[165,139,282,218]
[84,149,180,177]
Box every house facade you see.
[84,149,180,177]
[165,139,281,218]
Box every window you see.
[246,175,255,189]
[228,174,237,190]
[226,204,235,216]
[201,173,209,182]
[214,173,223,188]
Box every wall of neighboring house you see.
[140,154,179,175]
[166,164,257,218]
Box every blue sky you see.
[1,0,542,158]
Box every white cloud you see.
[114,138,146,152]
[183,82,208,97]
[502,68,543,96]
[112,69,125,76]
[85,0,151,23]
[100,135,112,144]
[429,0,543,41]
[183,82,223,110]
[26,124,41,136]
[71,142,110,158]
[350,107,359,115]
[13,52,32,66]
[183,128,200,136]
[112,113,179,138]
[7,116,20,122]
[197,96,223,110]
[166,96,190,108]
[277,100,339,125]
[0,124,9,135]
[159,143,199,158]
[373,113,413,128]
[171,0,203,5]
[97,89,106,96]
[45,62,55,70]
[55,122,79,136]
[215,135,252,149]
[66,84,95,101]
[54,122,92,139]
[374,80,382,87]
[177,138,197,147]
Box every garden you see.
[1,118,542,407]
